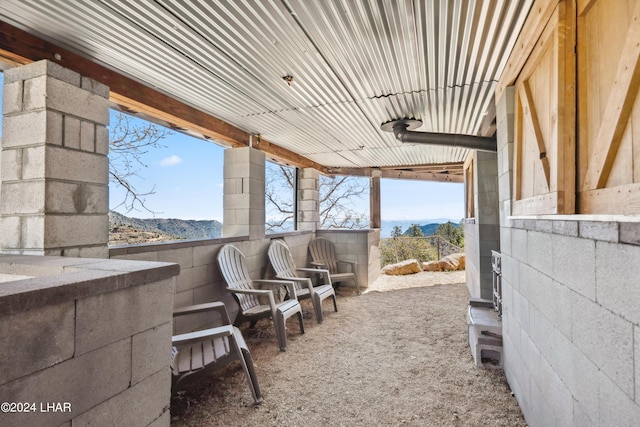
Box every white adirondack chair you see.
[268,239,337,323]
[309,237,360,295]
[218,244,304,351]
[171,301,263,404]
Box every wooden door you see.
[577,0,640,213]
[512,2,576,215]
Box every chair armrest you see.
[173,301,231,324]
[274,275,308,283]
[228,287,280,313]
[297,267,332,286]
[227,288,272,296]
[275,274,314,294]
[253,279,299,300]
[297,267,329,274]
[172,324,234,346]
[310,261,327,268]
[336,260,357,271]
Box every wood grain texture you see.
[582,1,640,190]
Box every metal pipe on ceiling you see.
[381,119,497,152]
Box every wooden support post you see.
[370,174,381,229]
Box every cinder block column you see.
[465,148,500,299]
[297,167,320,231]
[496,86,515,224]
[0,60,110,257]
[223,146,265,239]
[476,150,500,299]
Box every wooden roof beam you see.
[0,20,328,173]
[380,163,465,172]
[326,164,464,183]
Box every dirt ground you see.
[170,271,527,426]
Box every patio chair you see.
[217,244,304,351]
[171,301,263,405]
[308,237,360,295]
[268,239,337,323]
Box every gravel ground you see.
[170,271,526,426]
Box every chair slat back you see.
[218,244,260,312]
[268,240,299,282]
[309,238,339,273]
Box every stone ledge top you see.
[506,214,640,245]
[265,229,313,239]
[316,228,377,234]
[108,234,250,256]
[0,254,180,316]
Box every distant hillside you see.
[381,219,461,237]
[404,223,440,236]
[401,222,460,237]
[109,223,182,246]
[109,211,223,241]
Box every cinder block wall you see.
[501,218,640,426]
[111,238,245,334]
[367,229,381,286]
[316,228,379,291]
[110,231,315,334]
[496,87,640,426]
[110,228,379,333]
[464,219,480,297]
[223,147,265,240]
[0,255,179,427]
[464,150,500,300]
[297,168,320,231]
[1,60,109,258]
[279,231,314,269]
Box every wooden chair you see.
[171,301,263,405]
[218,244,304,351]
[309,237,360,295]
[268,239,337,323]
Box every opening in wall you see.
[108,110,224,245]
[319,174,369,230]
[265,161,296,233]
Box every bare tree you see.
[265,164,369,232]
[265,164,296,230]
[108,111,172,213]
[319,175,369,229]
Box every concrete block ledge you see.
[0,254,179,427]
[508,215,640,246]
[0,254,179,316]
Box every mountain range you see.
[109,211,460,242]
[109,211,223,241]
[380,219,461,238]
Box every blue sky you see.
[109,128,224,220]
[381,179,463,221]
[108,126,464,222]
[0,72,464,222]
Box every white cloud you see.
[160,155,182,166]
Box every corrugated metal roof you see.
[0,0,533,170]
